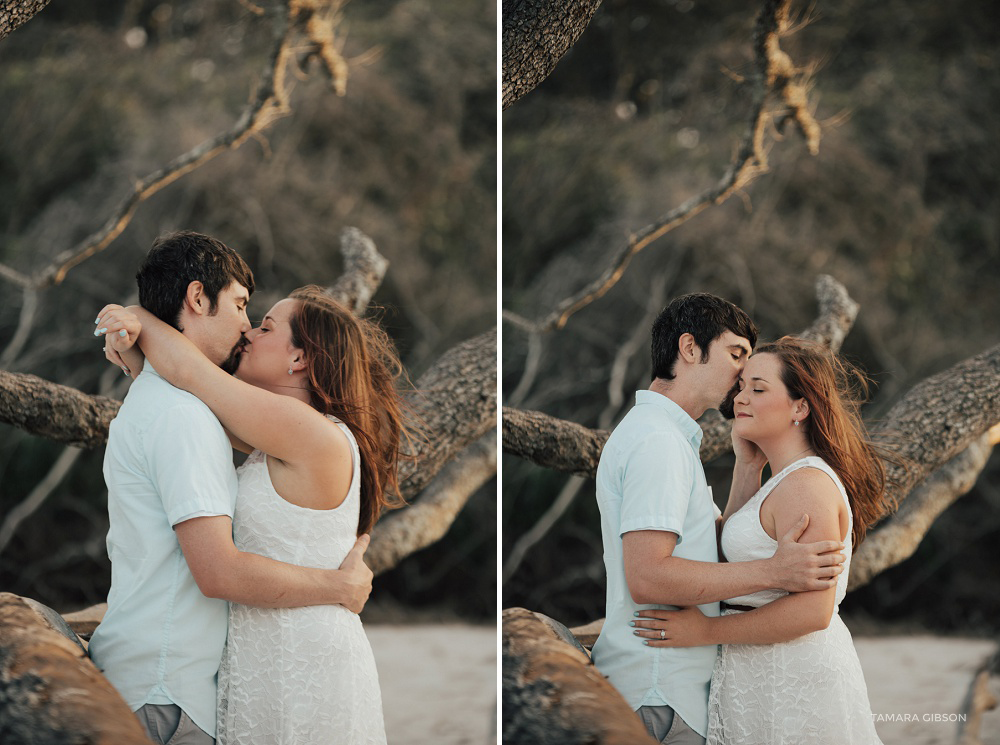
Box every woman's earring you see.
[288,367,294,375]
[793,420,800,426]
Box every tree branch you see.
[504,274,858,472]
[503,0,820,334]
[367,431,496,576]
[325,226,389,314]
[399,328,498,498]
[501,0,604,110]
[0,0,50,42]
[0,0,348,291]
[850,429,998,589]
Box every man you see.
[88,232,373,745]
[590,293,845,744]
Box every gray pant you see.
[136,704,214,745]
[637,705,706,745]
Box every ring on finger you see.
[660,629,665,639]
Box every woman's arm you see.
[124,306,341,466]
[634,468,846,646]
[96,304,145,377]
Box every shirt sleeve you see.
[145,403,236,527]
[618,431,696,544]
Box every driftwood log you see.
[502,607,656,745]
[0,593,152,744]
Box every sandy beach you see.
[373,625,998,745]
[857,635,999,745]
[369,623,497,745]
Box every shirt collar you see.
[634,389,704,449]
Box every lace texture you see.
[217,419,386,745]
[706,457,882,745]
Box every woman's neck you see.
[758,434,816,476]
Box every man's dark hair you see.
[137,231,255,329]
[651,293,757,380]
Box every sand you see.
[370,625,998,745]
[857,635,999,745]
[369,624,497,745]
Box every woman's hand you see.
[631,606,715,648]
[95,304,142,376]
[731,428,767,470]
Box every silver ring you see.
[660,629,665,639]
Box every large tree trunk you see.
[0,593,153,744]
[0,0,49,42]
[502,0,604,110]
[502,607,656,744]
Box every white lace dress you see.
[217,420,387,745]
[706,456,882,745]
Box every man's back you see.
[89,365,237,738]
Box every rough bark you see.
[870,343,1000,506]
[326,227,389,314]
[368,431,496,576]
[502,607,656,745]
[399,329,498,498]
[0,0,49,42]
[502,406,608,477]
[0,371,121,449]
[850,430,997,588]
[501,0,603,110]
[0,593,153,744]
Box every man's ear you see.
[677,332,701,365]
[184,281,207,316]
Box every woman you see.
[632,337,891,744]
[96,286,405,745]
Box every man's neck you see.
[647,378,706,421]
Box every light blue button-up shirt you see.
[591,390,721,738]
[89,364,237,737]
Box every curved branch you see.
[871,343,1000,506]
[850,426,1000,589]
[504,0,820,334]
[368,431,496,575]
[326,227,389,313]
[501,0,604,110]
[399,329,498,498]
[0,1,349,291]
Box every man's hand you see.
[338,534,373,614]
[769,514,845,592]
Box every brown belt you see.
[720,602,755,612]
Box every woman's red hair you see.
[288,286,410,535]
[756,336,895,547]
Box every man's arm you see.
[634,469,847,644]
[623,516,843,606]
[175,516,373,613]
